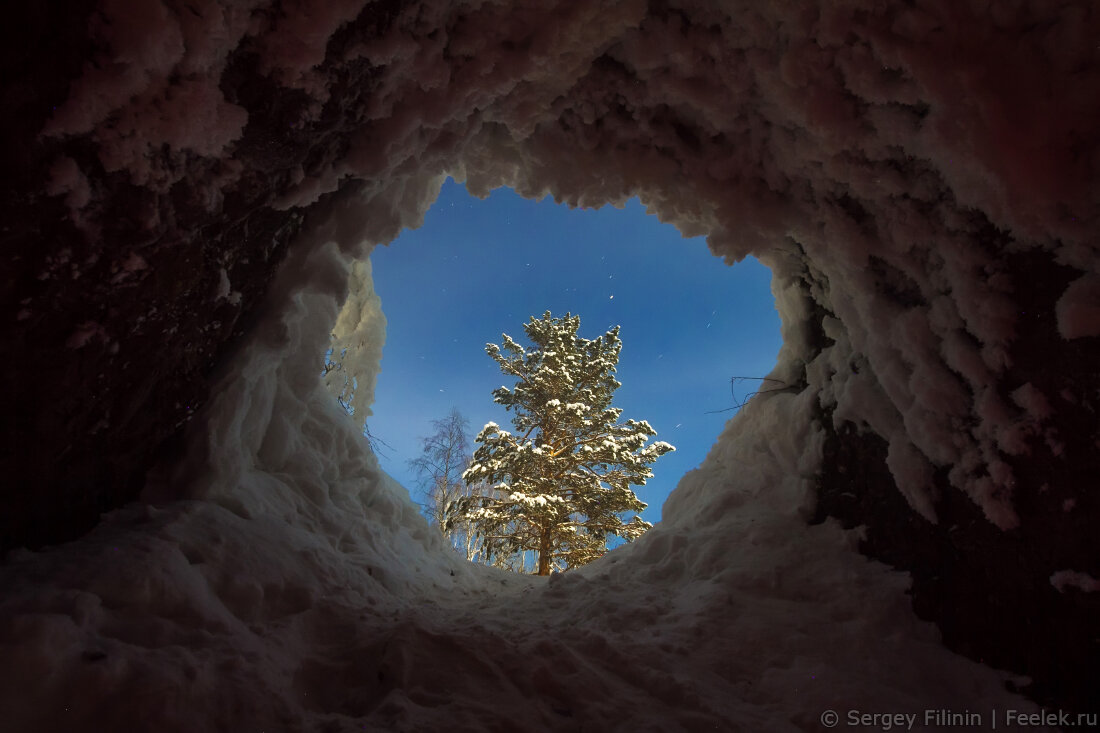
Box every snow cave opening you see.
[3,1,1096,728]
[330,176,784,570]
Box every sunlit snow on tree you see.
[410,408,528,572]
[457,311,675,575]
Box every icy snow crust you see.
[4,0,1095,729]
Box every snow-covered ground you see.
[0,220,1048,730]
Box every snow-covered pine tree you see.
[409,408,529,570]
[459,311,675,575]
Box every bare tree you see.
[411,409,545,571]
[409,409,497,562]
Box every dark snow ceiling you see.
[1,0,1098,730]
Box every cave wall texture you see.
[2,0,1099,727]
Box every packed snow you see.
[5,0,1095,729]
[36,0,1098,531]
[0,223,1048,730]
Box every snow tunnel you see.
[1,1,1098,730]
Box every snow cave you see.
[1,1,1097,730]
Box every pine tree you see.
[410,408,530,570]
[459,311,674,575]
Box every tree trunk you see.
[536,523,552,575]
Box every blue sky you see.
[367,178,781,524]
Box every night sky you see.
[368,178,782,522]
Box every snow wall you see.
[1,1,1098,730]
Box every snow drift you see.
[2,0,1097,730]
